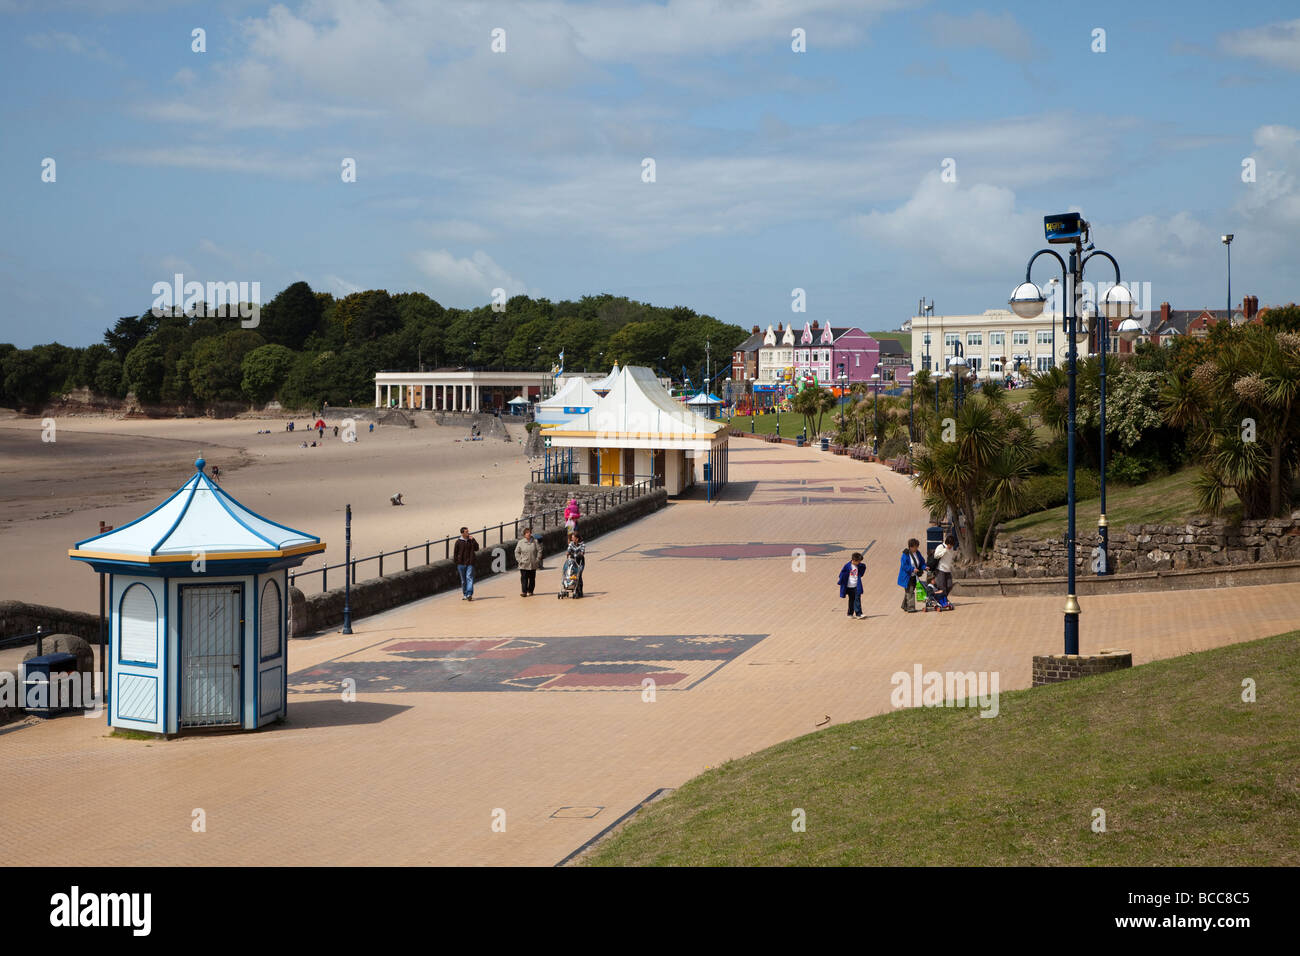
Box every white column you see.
[472,384,478,412]
[375,383,381,407]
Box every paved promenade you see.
[3,441,1296,866]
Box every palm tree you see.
[912,392,1041,557]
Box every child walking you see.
[837,552,865,619]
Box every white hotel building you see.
[907,309,1091,379]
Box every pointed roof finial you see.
[195,457,206,473]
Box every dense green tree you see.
[122,340,167,404]
[104,313,160,361]
[187,330,265,403]
[258,281,325,348]
[241,344,298,405]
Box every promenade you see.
[2,440,1295,866]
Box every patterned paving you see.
[288,632,768,693]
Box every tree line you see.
[0,283,749,412]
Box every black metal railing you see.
[289,479,656,595]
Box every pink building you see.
[791,321,881,386]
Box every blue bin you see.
[24,652,78,716]
[796,436,805,447]
[820,437,830,451]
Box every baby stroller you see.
[917,575,953,612]
[557,557,581,599]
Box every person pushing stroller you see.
[560,531,585,599]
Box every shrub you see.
[1109,451,1162,485]
[975,468,1101,545]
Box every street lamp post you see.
[1222,234,1234,316]
[950,343,967,414]
[1010,214,1131,652]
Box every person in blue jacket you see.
[898,537,925,612]
[838,552,865,619]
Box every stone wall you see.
[290,488,667,636]
[519,481,654,525]
[964,511,1300,579]
[0,601,100,643]
[1032,649,1132,686]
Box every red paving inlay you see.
[548,672,687,687]
[386,639,500,652]
[513,664,575,679]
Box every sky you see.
[2,0,1298,349]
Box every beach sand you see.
[0,413,536,613]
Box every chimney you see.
[777,322,783,332]
[752,325,760,333]
[1160,302,1170,326]
[1244,296,1257,320]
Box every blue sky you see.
[2,0,1298,348]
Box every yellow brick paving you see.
[2,441,1296,866]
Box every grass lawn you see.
[583,630,1300,866]
[866,330,911,355]
[726,413,817,440]
[999,467,1229,539]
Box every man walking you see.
[454,526,479,601]
[514,527,542,597]
[898,537,925,612]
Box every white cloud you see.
[324,275,363,297]
[851,175,1042,275]
[413,249,528,303]
[1221,18,1300,71]
[926,10,1034,63]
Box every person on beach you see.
[898,538,925,612]
[564,497,581,533]
[390,492,404,506]
[515,527,542,597]
[454,526,479,601]
[838,552,865,619]
[566,532,586,599]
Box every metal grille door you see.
[180,585,242,727]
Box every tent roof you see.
[507,396,530,404]
[536,375,601,410]
[543,365,725,450]
[589,363,621,394]
[685,392,722,404]
[69,458,324,566]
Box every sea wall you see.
[0,601,100,643]
[289,488,667,636]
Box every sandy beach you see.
[0,412,534,612]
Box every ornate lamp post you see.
[1010,213,1130,653]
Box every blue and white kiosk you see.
[68,458,325,735]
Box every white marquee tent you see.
[541,365,730,498]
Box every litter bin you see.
[926,525,946,565]
[23,652,78,717]
[820,437,829,451]
[796,435,805,447]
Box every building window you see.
[260,579,282,660]
[944,333,959,348]
[1036,356,1052,371]
[969,357,982,373]
[1037,331,1053,345]
[119,584,158,666]
[1013,331,1029,346]
[855,354,860,367]
[967,332,982,347]
[990,357,1003,373]
[923,333,931,346]
[989,332,1005,347]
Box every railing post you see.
[426,540,430,564]
[322,564,327,593]
[379,550,384,577]
[404,546,409,571]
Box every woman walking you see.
[933,535,958,601]
[898,538,925,612]
[514,526,542,597]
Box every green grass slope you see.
[585,631,1300,866]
